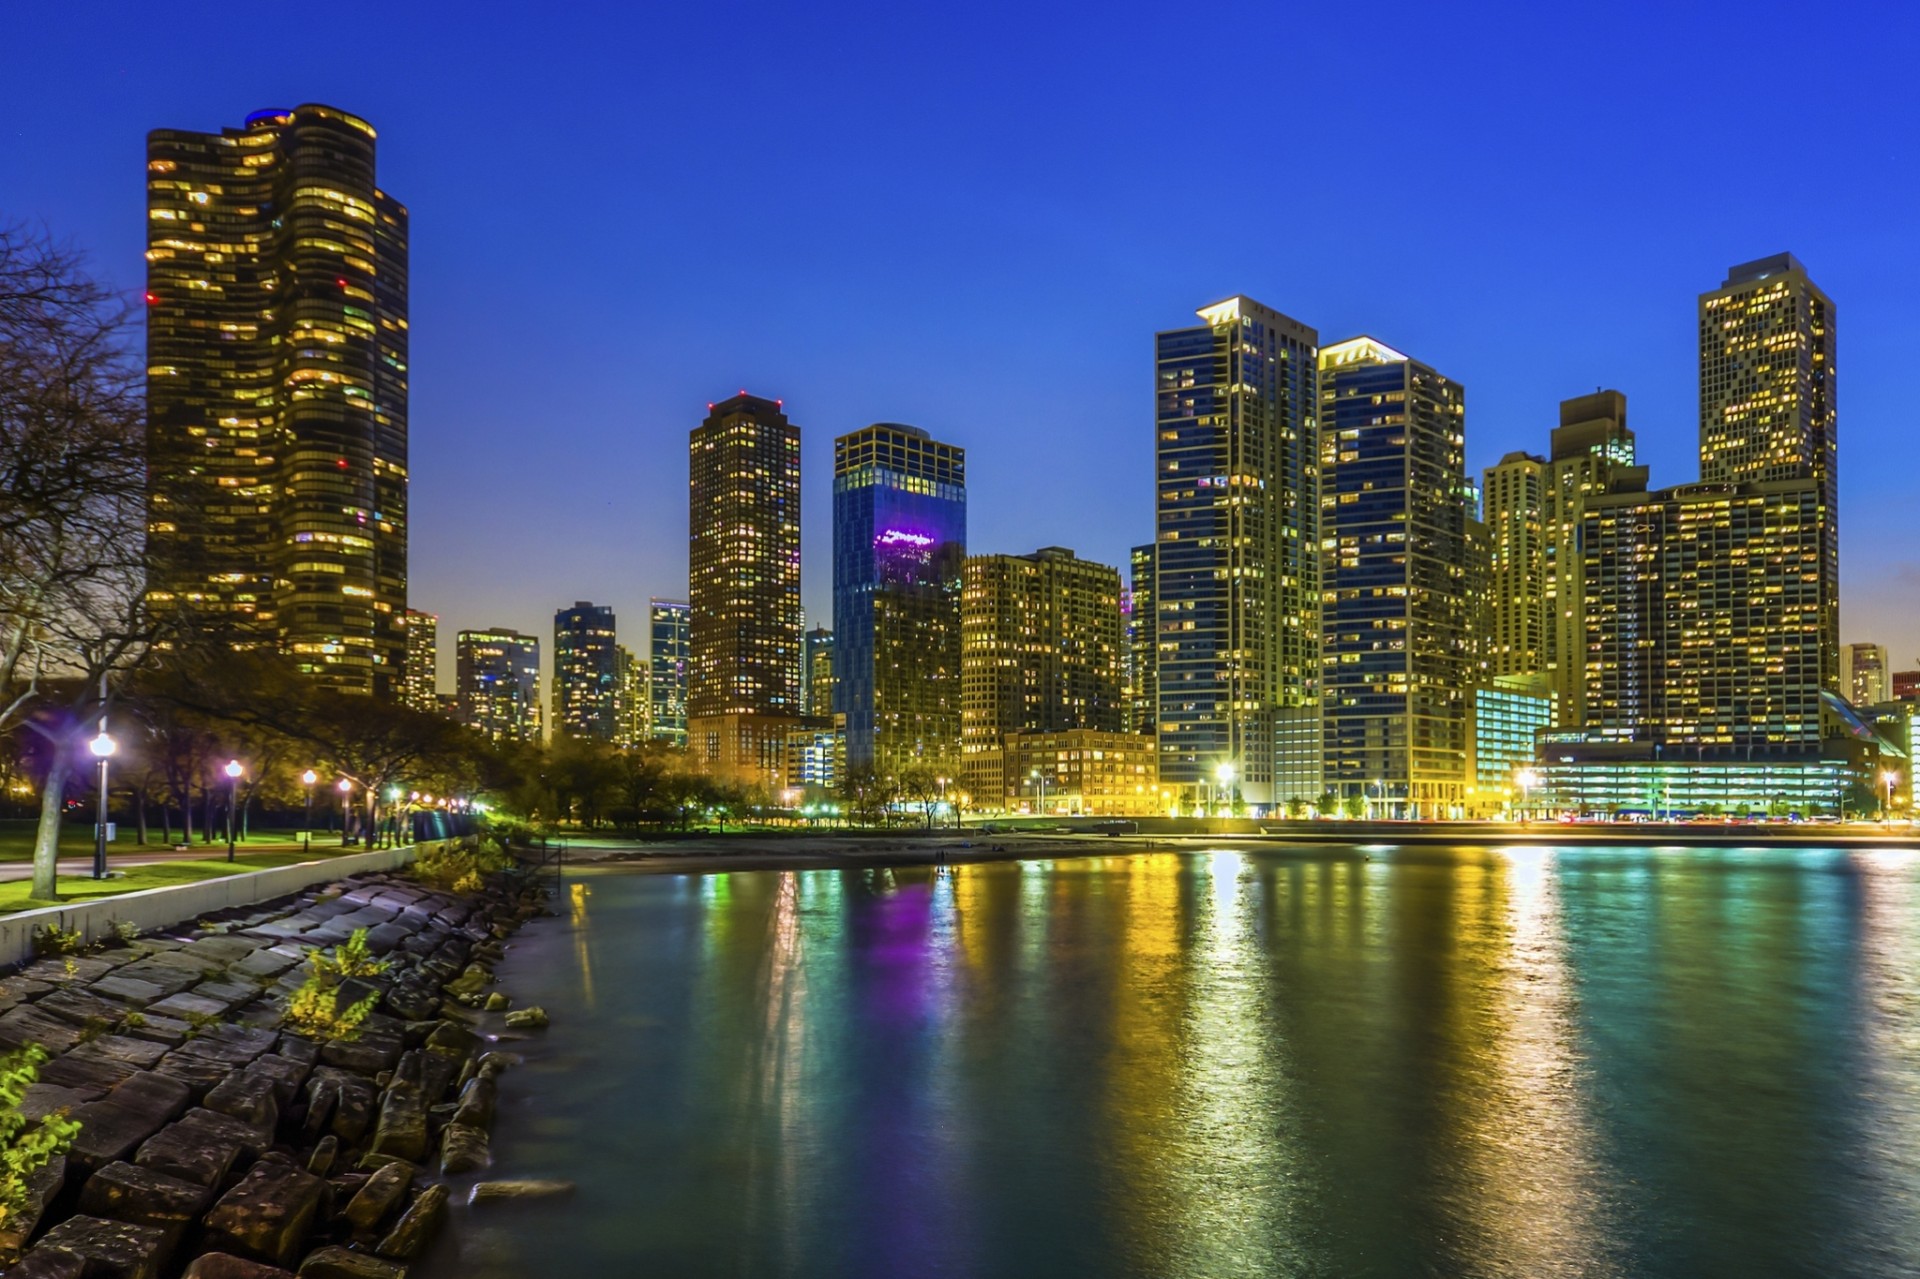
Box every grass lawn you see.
[0,846,371,914]
[0,824,315,862]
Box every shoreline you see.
[558,822,1920,876]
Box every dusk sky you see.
[7,0,1916,687]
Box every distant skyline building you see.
[1127,543,1157,737]
[686,393,804,786]
[145,103,408,696]
[960,547,1125,806]
[1481,452,1547,679]
[552,602,619,741]
[615,643,648,748]
[1843,643,1891,708]
[456,627,540,744]
[803,627,836,721]
[832,423,966,778]
[1154,297,1321,810]
[1319,337,1476,817]
[1543,392,1640,726]
[1699,254,1838,704]
[648,598,689,747]
[402,609,438,713]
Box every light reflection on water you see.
[427,845,1920,1279]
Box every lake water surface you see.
[424,846,1920,1278]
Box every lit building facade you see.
[1319,337,1475,817]
[1154,297,1320,809]
[1536,737,1851,817]
[1003,730,1160,817]
[1468,674,1554,813]
[615,644,648,748]
[647,599,689,747]
[1481,452,1547,678]
[1127,543,1157,736]
[960,548,1125,806]
[146,104,408,696]
[456,628,540,744]
[552,602,619,741]
[1843,643,1891,708]
[686,394,803,785]
[803,628,836,720]
[401,609,438,714]
[1543,392,1639,725]
[1699,254,1838,704]
[832,424,966,779]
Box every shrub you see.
[411,840,513,892]
[30,925,82,957]
[283,927,390,1043]
[0,1045,81,1232]
[109,920,140,944]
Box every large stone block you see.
[205,1070,281,1132]
[367,1082,428,1162]
[77,1160,215,1249]
[375,1182,446,1260]
[107,1070,194,1122]
[32,1214,171,1279]
[203,1160,329,1268]
[0,1005,85,1053]
[67,1100,172,1172]
[341,1159,412,1233]
[182,1253,297,1279]
[294,1246,406,1279]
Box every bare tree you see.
[0,222,156,897]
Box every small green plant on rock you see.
[283,927,390,1043]
[109,920,140,944]
[0,1045,81,1233]
[30,925,82,958]
[411,840,514,893]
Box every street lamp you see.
[1215,762,1237,818]
[1884,770,1901,823]
[337,778,353,845]
[1516,768,1540,823]
[89,729,116,880]
[1028,768,1048,816]
[301,770,317,853]
[223,760,243,862]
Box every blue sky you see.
[6,0,1917,682]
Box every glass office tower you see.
[832,424,966,778]
[552,602,620,741]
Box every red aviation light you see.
[337,458,349,468]
[144,292,159,305]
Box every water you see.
[425,846,1920,1278]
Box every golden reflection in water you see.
[743,872,813,1274]
[1443,847,1613,1278]
[1854,851,1920,1230]
[568,881,594,1010]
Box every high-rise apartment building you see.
[803,628,836,720]
[145,104,408,696]
[1544,392,1639,726]
[1699,254,1838,701]
[1842,643,1891,709]
[959,547,1125,805]
[1319,338,1476,817]
[832,424,966,778]
[552,602,619,741]
[686,394,803,785]
[401,609,438,714]
[1127,543,1157,737]
[615,644,648,748]
[1154,297,1320,809]
[1481,453,1547,678]
[456,628,540,744]
[648,599,689,747]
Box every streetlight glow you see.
[89,732,116,759]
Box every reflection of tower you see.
[832,424,966,776]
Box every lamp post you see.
[301,770,316,853]
[1516,768,1540,823]
[223,760,243,862]
[390,787,405,848]
[1884,770,1901,824]
[89,728,116,880]
[337,779,353,845]
[1214,762,1237,821]
[1028,768,1048,816]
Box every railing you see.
[514,833,567,878]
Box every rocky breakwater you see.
[1,867,551,1279]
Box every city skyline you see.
[6,3,1916,692]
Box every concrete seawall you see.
[0,842,453,967]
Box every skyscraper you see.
[1481,452,1547,678]
[1127,543,1157,737]
[614,643,648,748]
[1699,254,1838,701]
[647,599,689,747]
[803,627,836,720]
[1319,337,1475,817]
[146,104,408,696]
[832,424,966,778]
[456,628,540,744]
[686,394,803,785]
[1154,297,1320,810]
[1543,391,1639,726]
[1842,643,1891,708]
[960,547,1125,804]
[552,602,619,741]
[401,609,438,714]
